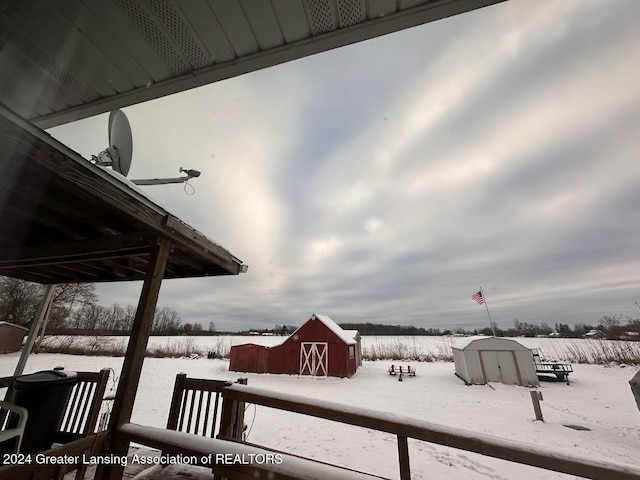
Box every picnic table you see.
[388,365,416,377]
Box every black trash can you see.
[8,368,78,453]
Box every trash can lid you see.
[15,369,78,386]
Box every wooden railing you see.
[218,383,640,480]
[0,431,110,480]
[3,377,640,480]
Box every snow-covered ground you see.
[1,351,639,479]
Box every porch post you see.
[99,237,171,480]
[13,284,56,376]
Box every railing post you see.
[398,435,411,480]
[530,390,544,422]
[166,373,187,430]
[218,378,247,441]
[235,378,247,440]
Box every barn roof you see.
[294,314,357,345]
[0,0,504,129]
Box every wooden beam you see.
[100,237,171,480]
[0,232,159,268]
[163,215,243,274]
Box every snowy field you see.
[2,349,640,479]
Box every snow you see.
[291,314,357,345]
[2,345,640,479]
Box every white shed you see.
[453,337,539,386]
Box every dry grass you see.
[362,337,453,362]
[558,339,640,365]
[38,336,224,359]
[37,336,640,364]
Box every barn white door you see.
[300,342,328,376]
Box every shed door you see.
[480,351,501,382]
[497,351,519,384]
[480,351,519,384]
[300,342,328,376]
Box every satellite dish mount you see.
[91,109,133,176]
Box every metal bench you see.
[532,349,573,383]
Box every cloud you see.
[47,0,640,332]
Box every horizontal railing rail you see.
[119,422,385,480]
[220,383,640,480]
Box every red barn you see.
[229,314,361,378]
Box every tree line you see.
[339,323,442,336]
[339,315,640,340]
[0,277,214,335]
[2,276,639,340]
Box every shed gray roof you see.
[453,336,530,351]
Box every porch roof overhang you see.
[0,103,246,284]
[0,0,504,129]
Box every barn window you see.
[349,345,355,359]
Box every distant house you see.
[621,332,640,341]
[584,329,605,339]
[230,314,361,378]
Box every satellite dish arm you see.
[131,176,190,186]
[131,168,201,186]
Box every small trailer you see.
[532,349,573,383]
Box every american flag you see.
[472,291,484,305]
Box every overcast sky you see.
[49,0,640,332]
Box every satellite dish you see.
[91,109,201,192]
[108,109,133,176]
[91,109,133,176]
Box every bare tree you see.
[48,283,97,330]
[0,277,42,326]
[71,303,110,330]
[153,306,182,334]
[598,314,624,339]
[121,305,137,331]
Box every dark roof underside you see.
[0,0,503,129]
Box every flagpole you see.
[480,286,496,336]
